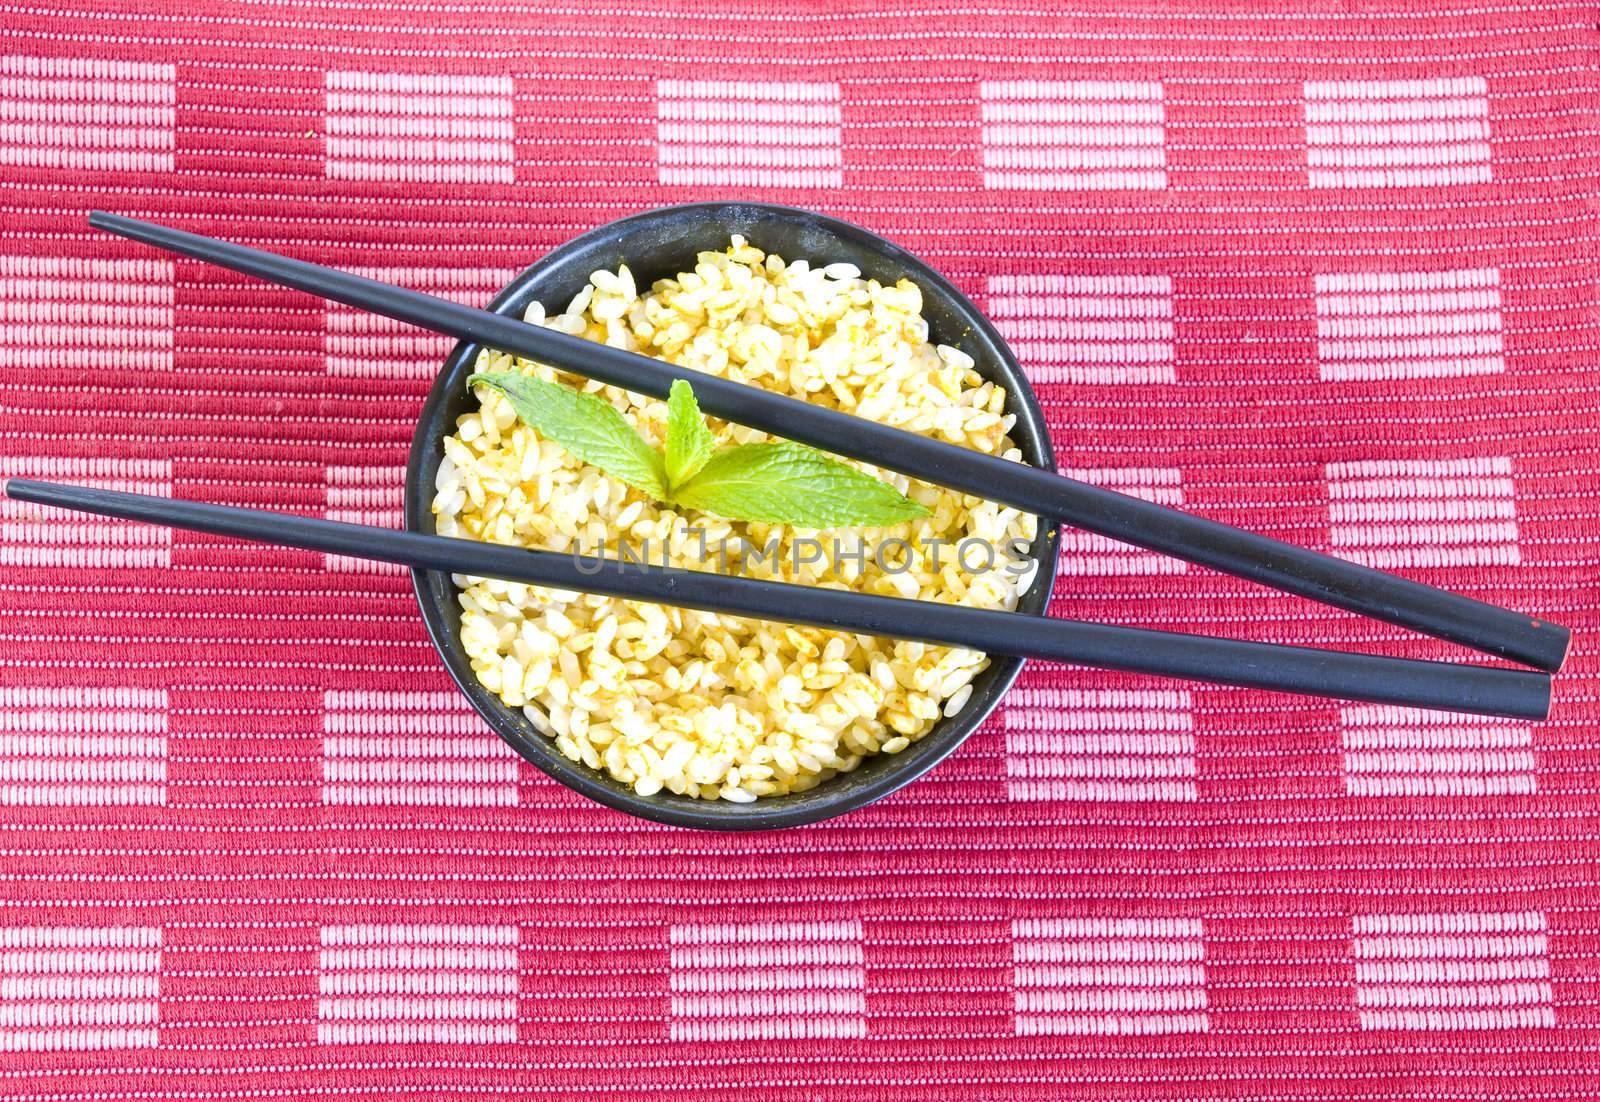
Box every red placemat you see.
[3,1,1598,1097]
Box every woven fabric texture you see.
[1,1,1598,1098]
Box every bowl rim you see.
[405,201,1059,830]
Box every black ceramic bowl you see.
[405,203,1059,830]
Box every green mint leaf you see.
[468,372,666,497]
[663,379,717,490]
[670,442,930,529]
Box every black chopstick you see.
[87,211,1571,674]
[6,478,1551,721]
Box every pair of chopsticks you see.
[5,213,1568,722]
[4,478,1551,721]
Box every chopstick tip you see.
[1548,623,1574,674]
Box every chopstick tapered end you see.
[88,210,135,236]
[1539,620,1574,674]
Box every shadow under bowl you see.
[405,202,1060,830]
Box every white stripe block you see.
[1326,456,1519,569]
[669,921,865,1041]
[0,686,165,807]
[324,266,516,379]
[980,80,1166,191]
[1304,78,1491,189]
[984,124,1166,147]
[324,72,514,184]
[1354,911,1554,1030]
[988,274,1175,385]
[0,927,159,948]
[326,116,511,138]
[656,101,841,124]
[656,80,842,188]
[1304,98,1490,124]
[983,101,1165,125]
[327,138,516,164]
[1,254,173,372]
[0,457,173,569]
[0,926,161,1051]
[0,949,161,972]
[1,975,160,999]
[321,690,514,807]
[323,464,406,574]
[1305,120,1490,145]
[658,80,840,101]
[324,93,511,119]
[1315,268,1503,381]
[1312,166,1493,188]
[1012,917,1207,1035]
[658,144,841,167]
[1056,468,1187,575]
[1309,142,1491,168]
[0,56,174,172]
[1341,704,1533,797]
[1305,77,1491,100]
[317,925,518,1044]
[983,80,1163,100]
[1004,687,1196,802]
[984,146,1165,169]
[657,123,841,147]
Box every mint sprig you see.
[468,372,666,497]
[672,442,928,528]
[467,373,929,529]
[663,378,717,488]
